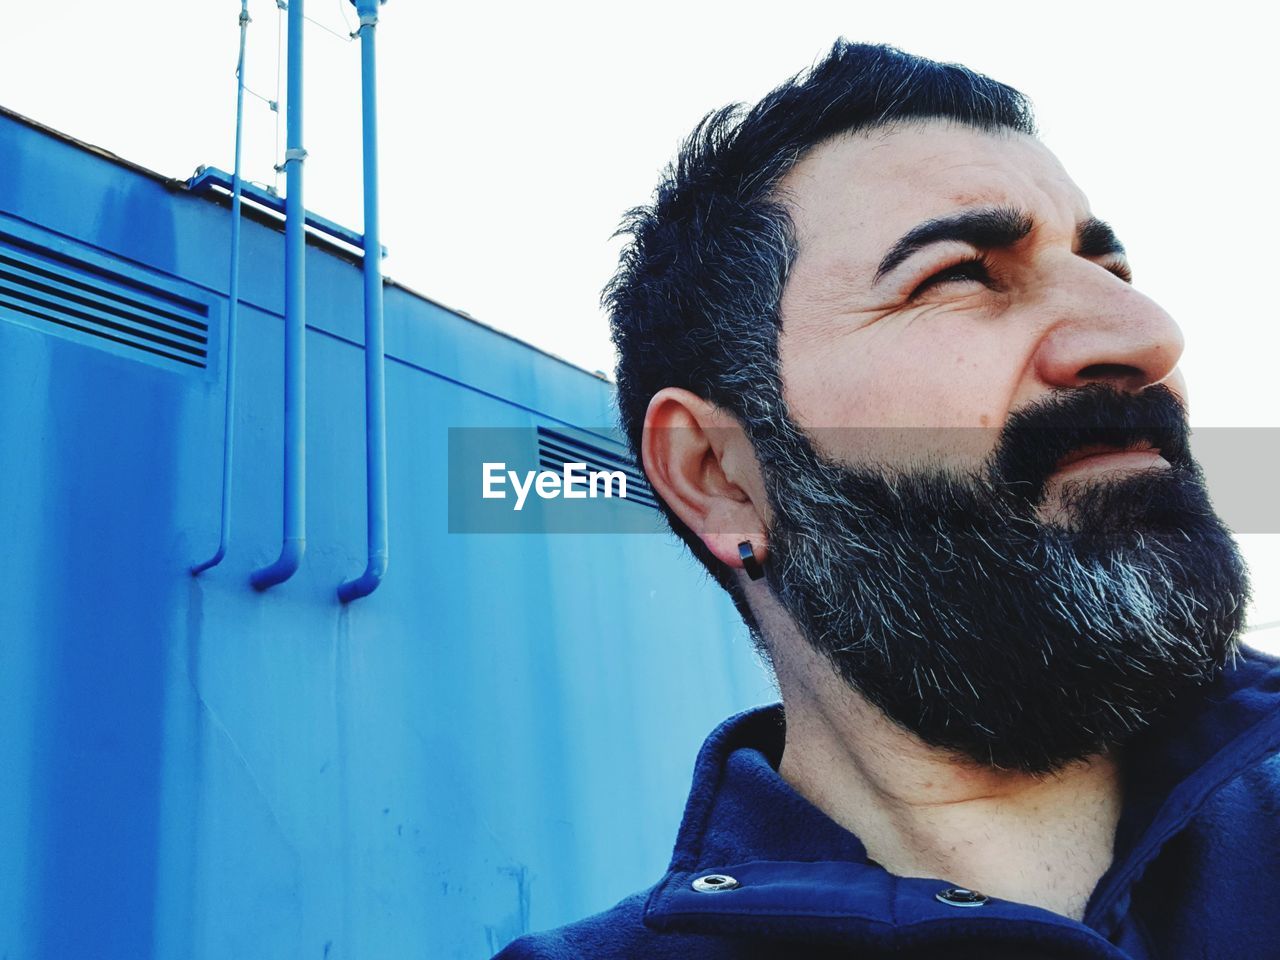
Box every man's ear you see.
[641,387,770,575]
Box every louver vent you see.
[0,232,209,370]
[536,426,658,510]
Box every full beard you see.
[756,386,1250,774]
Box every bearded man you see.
[495,41,1277,959]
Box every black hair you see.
[604,40,1037,616]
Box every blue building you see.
[0,105,772,959]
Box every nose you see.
[1031,263,1185,393]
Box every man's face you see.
[777,121,1181,476]
[752,121,1248,772]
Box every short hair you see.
[604,40,1036,615]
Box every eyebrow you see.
[872,206,1127,284]
[874,206,1032,283]
[1076,216,1126,258]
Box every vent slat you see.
[536,430,639,473]
[0,283,207,358]
[536,426,637,470]
[0,296,205,368]
[535,427,658,511]
[0,265,206,344]
[536,433,635,468]
[535,457,659,509]
[0,233,209,372]
[0,236,208,323]
[537,437,647,487]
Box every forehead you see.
[778,121,1089,263]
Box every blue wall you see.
[0,110,775,960]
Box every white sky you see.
[5,0,1278,641]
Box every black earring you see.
[738,541,765,581]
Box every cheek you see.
[781,319,1034,466]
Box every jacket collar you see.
[644,648,1280,953]
[1087,647,1280,925]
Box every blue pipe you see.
[192,0,251,576]
[338,0,389,603]
[252,0,307,590]
[186,167,387,259]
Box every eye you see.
[910,255,994,299]
[1102,260,1133,284]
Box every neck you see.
[772,633,1123,921]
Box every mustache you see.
[990,383,1193,501]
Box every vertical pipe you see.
[338,0,389,602]
[252,0,307,590]
[192,0,251,576]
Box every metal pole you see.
[339,0,389,602]
[252,0,307,590]
[193,0,251,576]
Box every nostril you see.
[1076,363,1146,388]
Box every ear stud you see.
[738,541,765,581]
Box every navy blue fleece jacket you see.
[494,650,1280,959]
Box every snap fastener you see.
[692,874,740,893]
[936,886,988,907]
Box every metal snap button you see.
[692,874,740,893]
[936,886,988,907]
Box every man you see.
[496,41,1279,958]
